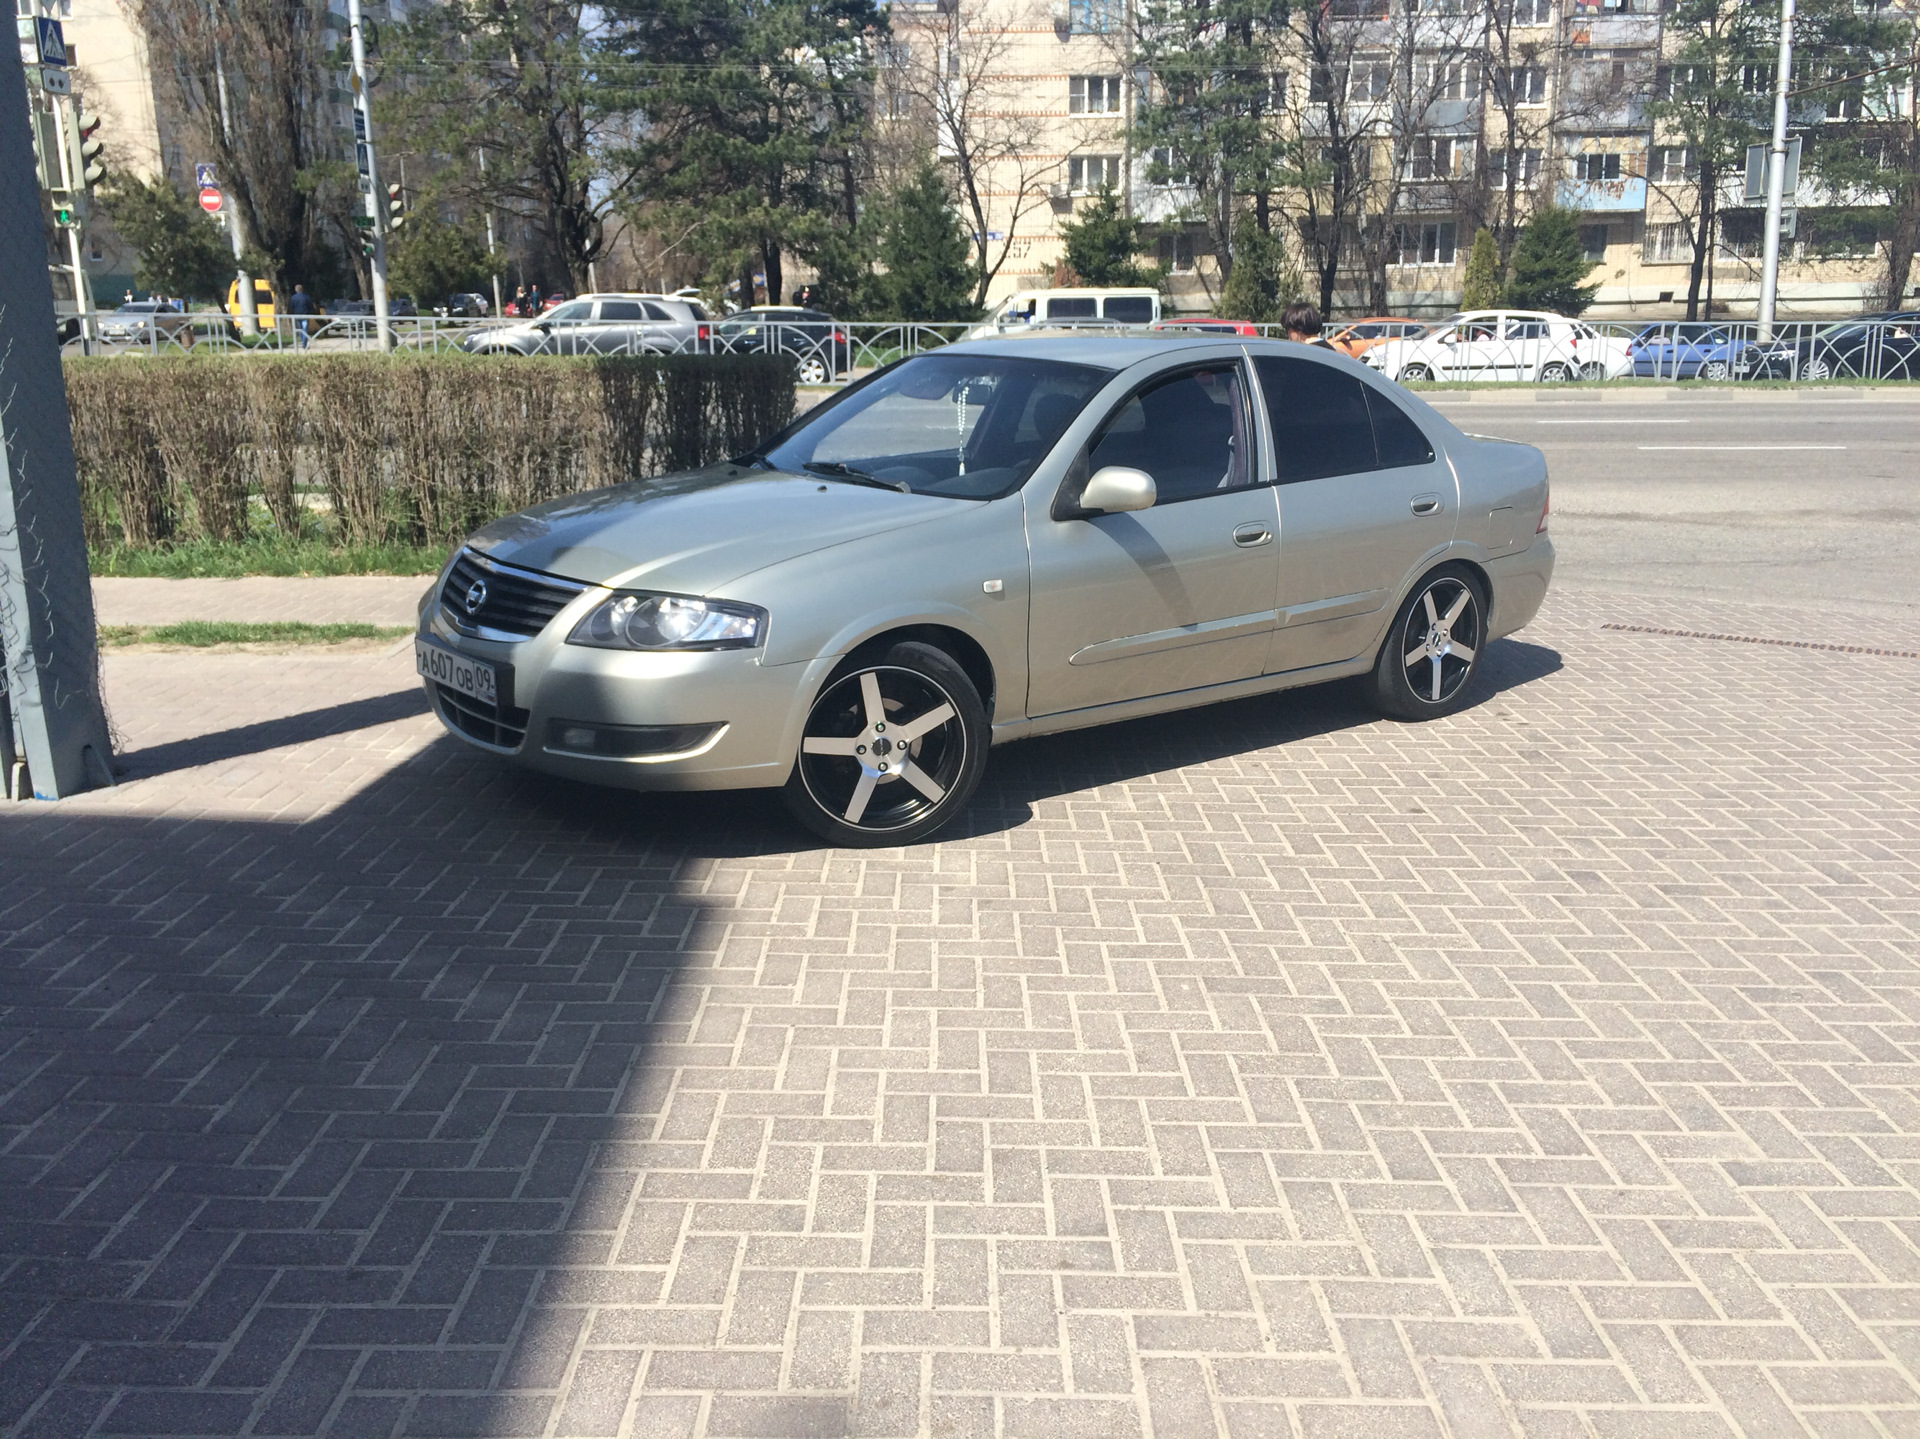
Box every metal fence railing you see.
[61,311,1920,386]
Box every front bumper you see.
[417,588,825,792]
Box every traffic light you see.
[52,198,76,228]
[354,213,375,257]
[386,183,405,232]
[76,111,105,188]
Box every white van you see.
[973,287,1161,337]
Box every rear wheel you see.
[796,355,830,385]
[1804,357,1832,381]
[1701,359,1729,381]
[1368,567,1488,721]
[784,641,989,846]
[1539,362,1571,383]
[1578,362,1607,381]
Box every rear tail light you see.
[834,330,846,343]
[697,324,710,340]
[1537,489,1551,533]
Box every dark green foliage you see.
[97,176,235,303]
[1058,186,1156,289]
[387,218,489,306]
[64,355,794,556]
[1216,216,1298,322]
[1460,228,1501,311]
[877,163,980,321]
[1503,207,1600,315]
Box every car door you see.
[1254,354,1458,674]
[1504,317,1549,380]
[1024,357,1281,716]
[586,298,645,353]
[1446,319,1502,380]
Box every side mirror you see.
[1080,466,1156,514]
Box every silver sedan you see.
[416,335,1555,844]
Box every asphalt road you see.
[1427,396,1920,616]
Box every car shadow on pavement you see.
[116,689,433,782]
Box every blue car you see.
[1628,322,1749,380]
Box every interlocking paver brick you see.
[4,590,1920,1436]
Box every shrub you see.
[1504,206,1600,316]
[66,353,794,555]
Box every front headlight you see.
[567,591,766,651]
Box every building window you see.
[1070,75,1123,114]
[1512,0,1554,19]
[1739,63,1770,93]
[1579,224,1610,260]
[1650,145,1691,183]
[1393,220,1458,266]
[883,89,913,120]
[1407,135,1472,180]
[1068,0,1119,33]
[1157,232,1196,273]
[1571,150,1623,182]
[1653,64,1704,99]
[1642,220,1692,263]
[1147,146,1192,186]
[1423,60,1481,101]
[878,41,910,69]
[1487,147,1542,188]
[1069,154,1122,192]
[1719,210,1763,258]
[1347,55,1392,103]
[1499,65,1546,104]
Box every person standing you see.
[1283,302,1334,348]
[287,283,316,349]
[512,285,528,317]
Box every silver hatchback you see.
[416,335,1554,844]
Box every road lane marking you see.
[1537,419,1690,424]
[1635,444,1847,450]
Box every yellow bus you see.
[226,278,276,323]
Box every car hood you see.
[466,464,958,593]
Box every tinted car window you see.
[1104,296,1154,323]
[1365,388,1435,469]
[754,354,1109,501]
[1090,365,1251,502]
[599,300,645,321]
[546,301,592,322]
[1048,297,1097,319]
[1254,355,1377,483]
[642,301,678,321]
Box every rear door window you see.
[1047,297,1097,320]
[1365,388,1435,469]
[1253,355,1378,483]
[598,300,645,321]
[1103,295,1154,323]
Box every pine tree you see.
[1057,186,1153,288]
[877,162,979,321]
[1503,206,1600,315]
[1216,216,1300,323]
[98,177,236,304]
[1459,227,1501,310]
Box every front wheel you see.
[1402,363,1434,382]
[784,641,989,846]
[1368,567,1488,721]
[796,355,830,385]
[1804,357,1832,381]
[1539,362,1571,383]
[1701,360,1729,381]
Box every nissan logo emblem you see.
[464,579,488,615]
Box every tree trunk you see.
[1685,161,1715,321]
[1884,181,1919,311]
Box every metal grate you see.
[434,683,530,751]
[440,549,585,639]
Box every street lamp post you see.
[1756,0,1796,340]
[347,0,392,350]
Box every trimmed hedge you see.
[65,353,795,553]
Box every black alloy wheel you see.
[1368,566,1488,721]
[784,641,989,846]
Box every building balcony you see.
[1560,176,1648,212]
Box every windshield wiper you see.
[803,461,910,493]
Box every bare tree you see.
[894,0,1065,307]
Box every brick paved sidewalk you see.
[3,591,1918,1438]
[93,575,435,628]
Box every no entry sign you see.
[198,187,222,213]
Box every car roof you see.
[937,332,1371,368]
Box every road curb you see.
[1413,385,1920,403]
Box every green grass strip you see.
[100,621,413,647]
[91,536,446,578]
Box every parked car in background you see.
[226,278,276,323]
[1327,318,1429,361]
[414,334,1553,846]
[99,299,192,344]
[1626,322,1751,380]
[459,293,711,356]
[1150,317,1261,337]
[1366,310,1631,383]
[1736,313,1920,381]
[714,306,850,383]
[448,293,491,318]
[973,288,1161,337]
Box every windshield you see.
[751,353,1111,501]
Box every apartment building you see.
[886,0,1915,319]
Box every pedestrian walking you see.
[287,283,316,349]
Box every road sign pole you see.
[0,31,116,798]
[1757,0,1795,341]
[211,40,259,337]
[347,0,391,351]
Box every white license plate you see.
[416,640,497,706]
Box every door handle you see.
[1233,523,1272,547]
[1411,494,1441,516]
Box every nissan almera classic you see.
[416,335,1555,845]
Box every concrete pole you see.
[213,34,259,336]
[0,34,116,798]
[1756,0,1795,340]
[480,149,502,317]
[347,0,392,350]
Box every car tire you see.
[1701,360,1729,381]
[1578,362,1606,381]
[1540,362,1571,383]
[1402,363,1434,382]
[1804,358,1832,381]
[796,356,830,385]
[1367,565,1489,722]
[784,641,989,847]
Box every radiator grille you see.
[440,550,585,639]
